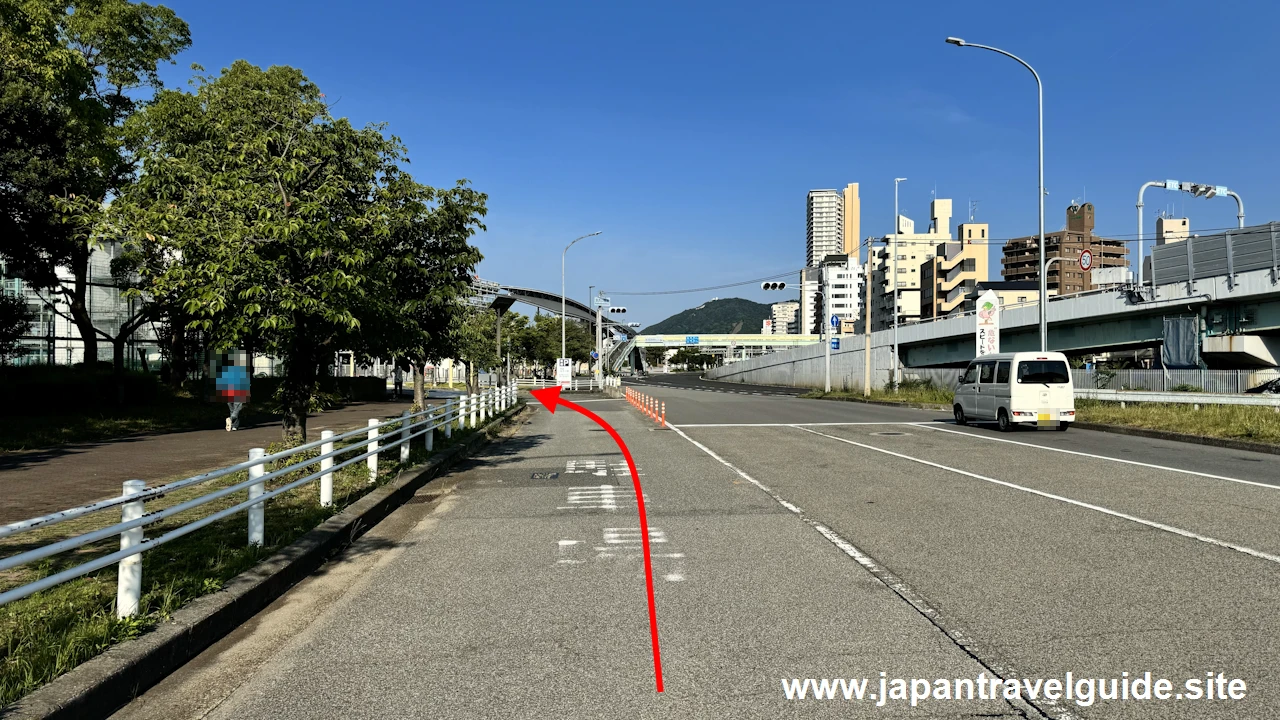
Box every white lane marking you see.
[673,422,928,428]
[917,422,1279,491]
[796,426,1280,566]
[565,398,623,403]
[664,422,1063,718]
[556,539,584,564]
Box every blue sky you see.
[158,0,1280,328]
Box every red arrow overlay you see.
[530,386,665,693]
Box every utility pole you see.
[893,177,907,389]
[863,238,874,397]
[595,300,603,381]
[823,262,832,393]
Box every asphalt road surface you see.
[112,379,1280,719]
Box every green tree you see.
[0,0,190,364]
[100,61,426,441]
[642,346,667,368]
[0,292,34,363]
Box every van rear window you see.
[1017,360,1070,384]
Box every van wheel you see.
[953,405,967,426]
[997,409,1013,432]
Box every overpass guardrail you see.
[0,385,519,617]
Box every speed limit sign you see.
[1079,249,1093,272]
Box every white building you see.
[806,190,843,268]
[798,267,822,335]
[825,257,862,334]
[770,300,800,335]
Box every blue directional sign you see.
[830,314,840,328]
[685,336,700,345]
[830,338,840,350]
[590,351,600,360]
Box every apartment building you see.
[870,199,955,331]
[770,301,800,335]
[1002,203,1129,294]
[798,267,822,334]
[920,221,992,319]
[806,190,843,268]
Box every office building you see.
[1002,203,1129,294]
[798,267,823,334]
[920,220,992,319]
[966,280,1055,309]
[806,190,843,268]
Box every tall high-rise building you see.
[806,190,843,268]
[770,301,800,335]
[842,183,861,256]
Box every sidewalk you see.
[0,396,449,524]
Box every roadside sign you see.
[1079,249,1093,272]
[590,350,600,360]
[830,338,840,350]
[685,335,700,345]
[830,314,840,328]
[975,289,1000,357]
[594,297,610,306]
[556,357,572,388]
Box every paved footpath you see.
[0,395,452,524]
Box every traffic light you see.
[761,282,787,291]
[608,306,627,314]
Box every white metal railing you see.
[1074,368,1280,394]
[514,377,619,391]
[1077,388,1280,408]
[0,385,521,617]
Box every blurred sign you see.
[975,289,1000,357]
[556,357,572,388]
[830,338,840,350]
[685,336,700,345]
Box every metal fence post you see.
[367,419,379,483]
[400,410,410,464]
[426,408,435,452]
[248,448,266,547]
[117,479,146,618]
[444,398,453,439]
[481,391,488,423]
[320,430,334,507]
[469,393,478,428]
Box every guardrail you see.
[515,377,620,391]
[0,385,520,617]
[1077,388,1280,408]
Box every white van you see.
[953,352,1076,431]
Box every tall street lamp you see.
[562,231,602,363]
[946,36,1047,351]
[893,177,907,389]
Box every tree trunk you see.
[280,339,317,444]
[112,334,127,375]
[412,361,426,410]
[66,245,98,368]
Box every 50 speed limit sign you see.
[1079,249,1093,272]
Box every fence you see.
[0,385,520,617]
[1073,368,1279,394]
[515,377,619,391]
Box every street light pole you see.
[893,177,907,389]
[562,231,602,364]
[946,37,1046,351]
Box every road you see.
[112,376,1280,719]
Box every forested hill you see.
[640,298,776,334]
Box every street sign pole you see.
[823,264,832,393]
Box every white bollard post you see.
[469,393,478,428]
[248,448,266,547]
[481,391,488,423]
[400,410,410,463]
[444,398,454,439]
[117,479,146,618]
[320,430,334,508]
[367,418,379,483]
[426,408,435,452]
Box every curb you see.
[1071,421,1280,456]
[7,403,531,720]
[803,393,951,412]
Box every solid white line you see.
[568,398,624,403]
[672,422,929,428]
[916,422,1279,491]
[796,426,1280,566]
[665,424,804,514]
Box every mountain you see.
[640,297,777,335]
